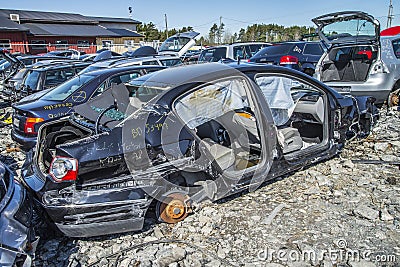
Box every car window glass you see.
[91,82,107,99]
[160,58,182,66]
[109,72,141,85]
[392,39,400,59]
[233,46,245,59]
[255,45,291,56]
[41,74,95,101]
[303,44,323,55]
[175,78,250,129]
[291,43,305,54]
[23,70,40,90]
[142,60,159,66]
[199,47,227,62]
[248,44,266,57]
[44,69,74,88]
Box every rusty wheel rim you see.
[158,193,189,223]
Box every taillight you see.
[280,55,298,65]
[24,117,44,134]
[49,157,78,182]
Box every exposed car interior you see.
[319,45,378,82]
[256,75,326,155]
[175,78,263,172]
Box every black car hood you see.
[312,11,380,49]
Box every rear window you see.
[160,58,182,66]
[198,47,227,62]
[142,60,159,66]
[41,74,95,101]
[43,68,75,89]
[255,45,291,56]
[79,65,102,75]
[303,43,324,55]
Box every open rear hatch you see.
[158,31,200,57]
[312,11,380,49]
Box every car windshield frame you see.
[41,74,96,101]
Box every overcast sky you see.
[1,0,398,36]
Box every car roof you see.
[28,61,90,71]
[89,55,180,68]
[132,62,345,100]
[81,64,166,76]
[204,42,269,50]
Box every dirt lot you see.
[1,107,399,267]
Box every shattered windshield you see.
[41,74,95,101]
[159,36,191,52]
[321,19,376,41]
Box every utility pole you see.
[219,16,222,44]
[387,0,394,29]
[165,14,169,38]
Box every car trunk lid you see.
[312,11,380,49]
[158,31,200,57]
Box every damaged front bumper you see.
[22,151,161,237]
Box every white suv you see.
[313,11,400,104]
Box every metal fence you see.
[7,41,161,55]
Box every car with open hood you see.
[0,155,37,267]
[12,65,165,151]
[22,62,377,238]
[313,11,400,104]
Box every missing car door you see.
[255,74,329,159]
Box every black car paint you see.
[249,42,324,74]
[12,65,166,151]
[22,63,376,237]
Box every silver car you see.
[313,11,400,104]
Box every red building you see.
[0,9,143,54]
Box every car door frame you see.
[169,73,277,199]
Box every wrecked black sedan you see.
[0,156,37,267]
[22,63,377,237]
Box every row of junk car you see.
[1,11,400,266]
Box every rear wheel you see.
[156,192,192,223]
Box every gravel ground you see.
[1,107,399,267]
